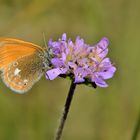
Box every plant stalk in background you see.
[131,110,140,140]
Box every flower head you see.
[46,33,116,88]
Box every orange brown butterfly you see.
[0,38,51,93]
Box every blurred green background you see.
[0,0,140,140]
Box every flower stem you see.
[131,110,140,140]
[55,80,76,140]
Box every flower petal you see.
[62,33,67,41]
[74,68,87,83]
[68,62,77,69]
[48,39,52,46]
[98,66,116,79]
[60,67,68,74]
[75,36,84,47]
[96,37,109,58]
[51,58,63,67]
[94,75,108,87]
[46,68,62,80]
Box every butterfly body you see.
[0,38,50,93]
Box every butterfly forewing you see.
[0,38,44,70]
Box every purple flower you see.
[46,33,116,88]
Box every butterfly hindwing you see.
[1,52,46,93]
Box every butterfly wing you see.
[1,52,46,93]
[0,38,44,69]
[0,38,47,93]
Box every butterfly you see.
[0,38,50,93]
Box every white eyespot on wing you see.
[14,68,21,76]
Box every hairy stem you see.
[55,80,76,140]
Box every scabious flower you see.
[46,33,116,88]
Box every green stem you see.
[55,80,76,140]
[131,111,140,140]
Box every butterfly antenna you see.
[42,32,52,62]
[42,32,48,49]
